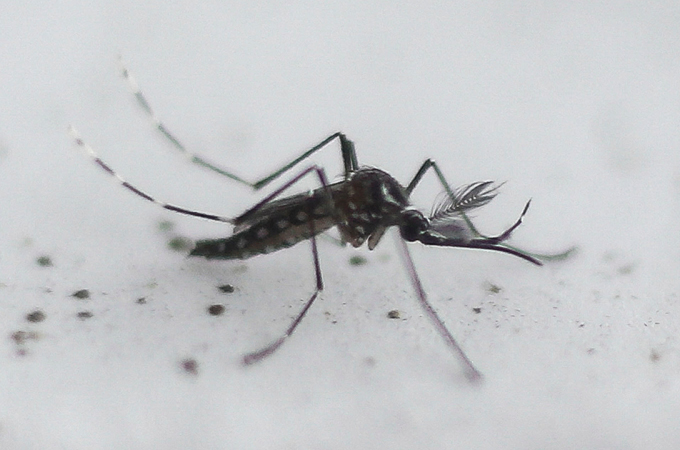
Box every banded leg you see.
[238,168,332,364]
[120,57,358,189]
[395,233,482,382]
[242,228,324,365]
[68,126,233,224]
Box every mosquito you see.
[69,61,572,382]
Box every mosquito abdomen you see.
[190,199,336,260]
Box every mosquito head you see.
[399,209,430,242]
[399,207,472,246]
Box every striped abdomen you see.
[190,191,336,260]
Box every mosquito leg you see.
[119,58,251,186]
[405,159,452,197]
[119,58,358,189]
[251,132,357,189]
[68,126,234,223]
[242,210,324,365]
[175,157,332,363]
[394,234,483,383]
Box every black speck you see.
[77,311,93,320]
[168,236,193,252]
[387,310,401,319]
[71,289,90,299]
[136,297,147,304]
[218,284,235,294]
[26,310,46,323]
[472,307,482,314]
[181,358,199,375]
[36,256,52,267]
[207,304,225,316]
[349,255,367,266]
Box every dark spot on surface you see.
[218,284,235,294]
[136,297,147,304]
[650,350,661,362]
[618,263,635,275]
[168,236,193,252]
[363,356,376,367]
[77,311,93,320]
[11,330,38,345]
[181,358,199,375]
[349,255,367,266]
[207,304,225,316]
[485,283,502,294]
[586,348,596,355]
[25,310,46,323]
[387,310,401,319]
[472,307,482,314]
[71,289,90,299]
[158,220,175,232]
[36,256,52,267]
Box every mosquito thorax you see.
[399,209,429,241]
[333,168,412,247]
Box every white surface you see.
[2,2,680,449]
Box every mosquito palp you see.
[70,62,574,381]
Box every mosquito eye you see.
[400,210,428,241]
